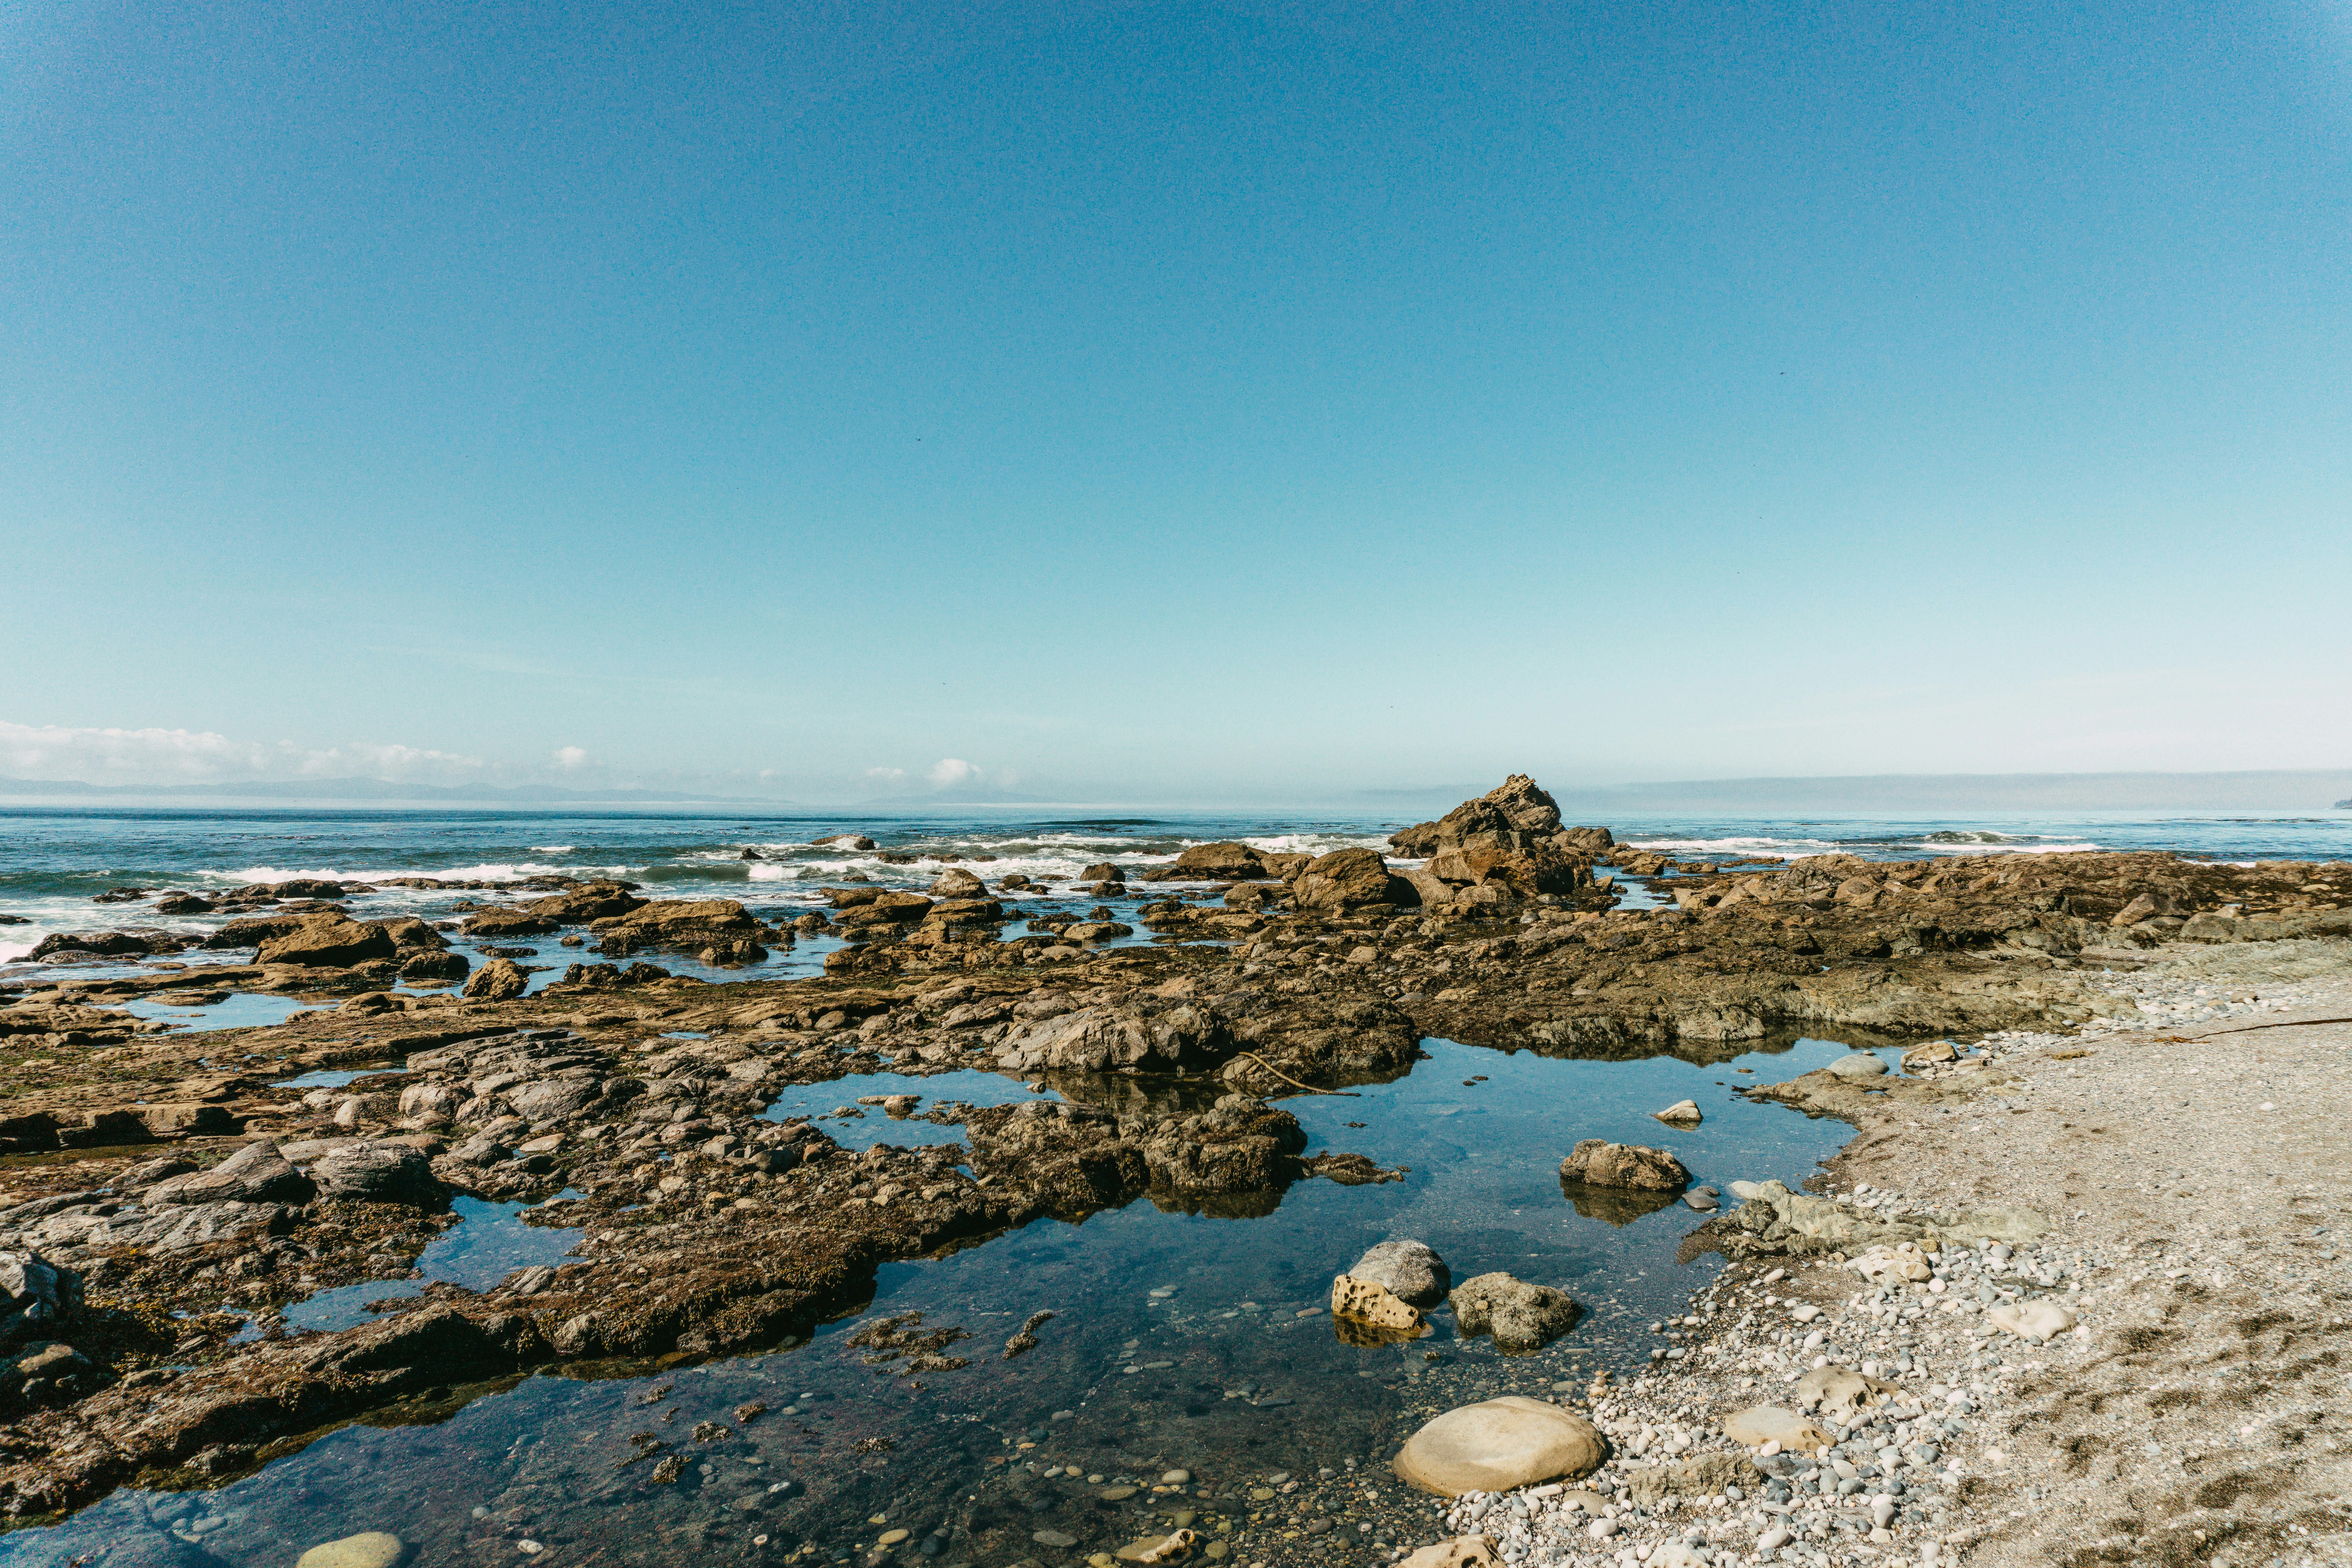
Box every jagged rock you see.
[1654,1099,1702,1124]
[1392,1396,1605,1495]
[1448,1272,1582,1353]
[1291,847,1403,910]
[1330,1274,1422,1331]
[0,1252,81,1347]
[994,1004,1229,1073]
[145,1143,315,1207]
[309,1142,440,1206]
[525,882,646,923]
[1079,862,1125,883]
[590,898,765,955]
[1558,1139,1690,1191]
[929,868,987,898]
[1344,1239,1452,1308]
[463,959,530,1001]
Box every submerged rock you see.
[1448,1272,1582,1353]
[1393,1396,1605,1496]
[296,1531,408,1568]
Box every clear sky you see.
[5,0,2348,803]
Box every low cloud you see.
[553,746,592,770]
[926,757,982,788]
[865,766,908,781]
[0,719,486,786]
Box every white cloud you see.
[866,766,907,781]
[553,746,591,769]
[926,758,982,788]
[0,719,485,786]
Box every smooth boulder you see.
[1392,1396,1605,1496]
[929,867,988,898]
[1653,1099,1702,1125]
[1346,1239,1452,1308]
[1449,1273,1582,1354]
[1559,1139,1690,1191]
[1827,1052,1889,1079]
[296,1534,408,1568]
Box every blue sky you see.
[4,0,2348,802]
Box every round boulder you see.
[296,1534,407,1568]
[1827,1053,1889,1079]
[1392,1396,1605,1496]
[1345,1239,1452,1308]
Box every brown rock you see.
[462,958,530,1001]
[1558,1139,1689,1191]
[1143,842,1270,882]
[1291,847,1399,910]
[254,918,398,968]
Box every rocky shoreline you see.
[2,777,2348,1566]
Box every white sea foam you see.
[1615,834,2102,860]
[528,845,579,853]
[0,940,37,964]
[213,862,637,884]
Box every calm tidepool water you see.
[5,1034,1916,1567]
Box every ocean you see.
[4,804,2347,969]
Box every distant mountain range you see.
[0,776,779,805]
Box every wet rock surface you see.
[0,779,2346,1566]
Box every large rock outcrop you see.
[1386,776,1606,902]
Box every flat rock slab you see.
[1721,1405,1836,1451]
[1393,1396,1604,1496]
[1987,1301,2078,1341]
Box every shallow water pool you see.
[6,1032,1891,1568]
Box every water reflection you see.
[11,1033,1894,1567]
